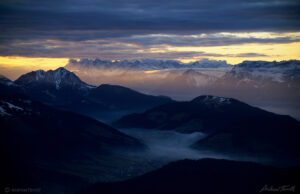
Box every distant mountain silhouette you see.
[2,67,300,193]
[86,158,300,194]
[114,95,273,133]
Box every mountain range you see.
[149,60,300,119]
[215,60,300,100]
[66,59,300,88]
[13,67,172,122]
[1,63,300,193]
[114,95,300,164]
[66,58,230,70]
[65,59,300,119]
[226,60,300,84]
[0,78,154,193]
[159,60,300,95]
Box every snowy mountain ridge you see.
[67,58,231,70]
[191,95,232,107]
[228,60,300,83]
[15,67,94,90]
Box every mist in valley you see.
[116,128,269,166]
[120,128,208,160]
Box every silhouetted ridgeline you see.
[86,158,300,194]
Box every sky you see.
[0,0,300,79]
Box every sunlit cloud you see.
[0,32,299,65]
[166,42,300,64]
[0,0,299,78]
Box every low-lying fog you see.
[119,128,230,161]
[118,128,273,167]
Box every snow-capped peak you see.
[15,67,93,90]
[54,67,69,79]
[192,95,232,106]
[227,60,300,83]
[35,70,46,80]
[66,58,231,71]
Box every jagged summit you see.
[226,60,300,83]
[191,95,233,105]
[67,58,231,70]
[9,69,172,120]
[237,60,300,69]
[15,67,93,90]
[183,69,202,76]
[190,59,229,68]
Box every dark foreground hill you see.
[86,158,300,194]
[114,95,300,165]
[0,83,146,193]
[0,85,144,160]
[114,95,300,134]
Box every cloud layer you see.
[0,0,299,63]
[1,0,299,36]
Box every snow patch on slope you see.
[35,70,46,80]
[3,101,24,111]
[229,60,300,83]
[191,95,232,107]
[0,106,11,116]
[203,96,231,105]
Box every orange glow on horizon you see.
[0,40,299,79]
[170,42,300,64]
[144,70,162,74]
[0,56,70,69]
[0,56,70,80]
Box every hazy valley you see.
[1,60,300,194]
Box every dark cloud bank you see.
[0,0,299,58]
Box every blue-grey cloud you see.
[0,0,299,57]
[233,53,268,57]
[0,0,299,38]
[0,33,297,59]
[119,34,300,47]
